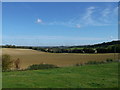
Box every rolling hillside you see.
[2,48,118,69]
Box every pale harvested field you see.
[2,48,119,69]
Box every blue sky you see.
[2,2,118,46]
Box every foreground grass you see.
[3,62,118,88]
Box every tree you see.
[96,48,107,53]
[71,49,83,53]
[83,48,95,53]
[14,58,20,70]
[2,54,13,71]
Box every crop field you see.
[2,48,119,69]
[2,48,119,88]
[2,62,118,88]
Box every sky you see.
[2,2,118,46]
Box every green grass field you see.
[3,62,118,88]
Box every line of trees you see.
[96,44,120,53]
[43,44,120,53]
[2,41,120,53]
[43,48,95,53]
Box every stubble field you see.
[2,48,119,69]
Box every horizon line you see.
[1,40,119,47]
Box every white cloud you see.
[81,6,101,26]
[83,6,95,22]
[36,18,42,23]
[99,8,111,24]
[87,6,95,10]
[102,8,111,17]
[81,6,118,26]
[82,6,95,25]
[101,6,118,24]
[35,6,117,28]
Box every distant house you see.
[45,48,49,52]
[94,49,97,53]
[82,50,85,53]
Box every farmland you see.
[2,48,119,69]
[2,62,118,88]
[2,48,119,88]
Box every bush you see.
[86,61,98,64]
[14,58,20,70]
[2,54,13,71]
[75,63,81,66]
[86,61,105,65]
[27,63,59,70]
[106,58,113,62]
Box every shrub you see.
[86,61,98,64]
[75,63,81,66]
[27,63,59,70]
[86,61,105,65]
[75,62,84,66]
[2,54,13,71]
[106,58,113,62]
[14,58,20,70]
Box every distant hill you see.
[2,40,120,53]
[1,40,120,48]
[68,40,120,48]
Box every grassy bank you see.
[3,62,118,88]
